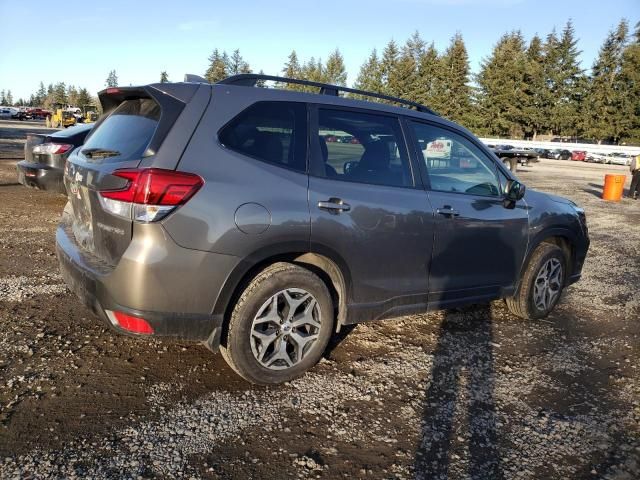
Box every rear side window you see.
[219,101,307,172]
[81,98,160,162]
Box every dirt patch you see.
[0,122,638,479]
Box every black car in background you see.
[549,149,572,160]
[17,123,93,194]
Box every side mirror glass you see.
[505,180,526,201]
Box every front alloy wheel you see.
[533,258,563,312]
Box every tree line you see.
[1,82,95,110]
[203,19,639,145]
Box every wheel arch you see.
[212,246,352,347]
[520,228,577,287]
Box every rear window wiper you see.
[82,148,121,159]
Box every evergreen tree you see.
[0,90,6,105]
[282,50,304,90]
[586,20,630,144]
[522,35,547,139]
[620,21,640,143]
[476,32,529,137]
[406,31,426,63]
[105,70,118,87]
[205,49,228,83]
[6,90,13,106]
[53,82,67,105]
[544,21,585,137]
[67,85,79,106]
[324,49,347,86]
[380,40,400,97]
[227,49,251,75]
[439,33,474,126]
[415,43,441,110]
[77,88,93,107]
[302,57,324,85]
[390,40,419,101]
[353,49,384,95]
[36,82,46,106]
[160,71,169,83]
[29,94,35,106]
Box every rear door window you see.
[81,98,160,162]
[315,108,413,188]
[218,101,307,172]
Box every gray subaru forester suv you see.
[56,74,589,384]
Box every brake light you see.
[106,310,154,334]
[106,88,121,94]
[98,168,203,222]
[33,143,74,155]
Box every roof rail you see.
[216,74,437,115]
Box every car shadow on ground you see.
[414,305,503,479]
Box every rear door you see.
[63,84,209,265]
[406,120,529,303]
[308,106,435,317]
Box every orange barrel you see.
[602,174,626,201]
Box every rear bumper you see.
[55,222,235,348]
[16,161,65,194]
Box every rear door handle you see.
[318,198,351,213]
[436,206,460,217]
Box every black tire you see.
[505,243,567,320]
[220,262,334,385]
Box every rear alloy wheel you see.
[506,243,567,319]
[250,288,322,370]
[220,262,333,384]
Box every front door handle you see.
[318,198,351,213]
[436,206,460,217]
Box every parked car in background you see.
[56,73,589,385]
[533,148,552,158]
[27,108,52,119]
[16,123,93,193]
[571,150,586,161]
[0,107,19,118]
[607,152,632,166]
[585,152,606,163]
[550,149,572,160]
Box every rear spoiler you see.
[96,83,201,157]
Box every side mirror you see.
[505,180,526,201]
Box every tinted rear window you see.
[81,98,160,162]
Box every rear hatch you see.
[63,83,207,266]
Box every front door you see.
[308,106,435,319]
[406,120,529,303]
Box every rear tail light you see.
[98,168,203,222]
[33,143,74,155]
[105,310,154,334]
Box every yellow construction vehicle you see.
[82,104,99,123]
[47,104,77,128]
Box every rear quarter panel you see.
[163,87,311,257]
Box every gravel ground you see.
[0,121,638,479]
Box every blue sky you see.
[0,0,638,101]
